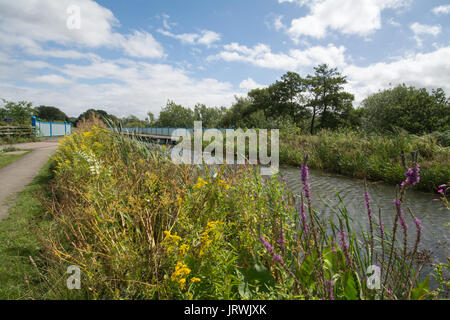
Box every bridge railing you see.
[117,126,235,136]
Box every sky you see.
[0,0,449,118]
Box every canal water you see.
[280,167,449,267]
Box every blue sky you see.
[0,0,449,118]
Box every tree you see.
[0,99,35,124]
[305,64,354,134]
[193,104,226,128]
[361,85,450,134]
[146,112,155,126]
[156,101,194,127]
[219,96,254,128]
[35,105,69,122]
[269,72,308,123]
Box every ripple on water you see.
[280,167,449,266]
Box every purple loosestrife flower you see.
[301,164,311,203]
[364,191,373,220]
[278,228,286,253]
[259,236,283,264]
[330,240,337,253]
[414,218,424,235]
[338,231,351,265]
[394,199,408,230]
[326,280,335,300]
[401,164,421,189]
[299,202,308,234]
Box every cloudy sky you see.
[0,0,449,118]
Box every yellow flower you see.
[179,244,189,255]
[190,277,201,283]
[179,278,186,289]
[194,177,208,189]
[171,262,191,282]
[218,179,230,190]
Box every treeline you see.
[2,64,449,136]
[0,100,72,125]
[119,64,450,136]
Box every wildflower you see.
[401,164,421,189]
[199,221,222,257]
[330,240,337,253]
[301,164,311,203]
[179,244,189,256]
[299,202,308,234]
[438,189,445,195]
[278,228,286,244]
[190,277,201,283]
[326,280,335,300]
[171,262,191,283]
[194,177,208,189]
[393,199,408,230]
[364,191,373,220]
[179,278,186,289]
[338,231,351,266]
[259,236,283,264]
[414,218,423,234]
[218,179,230,190]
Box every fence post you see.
[50,120,53,137]
[64,121,67,135]
[31,116,37,135]
[168,126,170,136]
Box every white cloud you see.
[32,74,73,86]
[0,0,164,59]
[239,78,265,91]
[197,31,221,47]
[157,29,221,47]
[344,46,450,104]
[284,0,409,41]
[0,57,238,118]
[410,22,441,46]
[432,5,450,15]
[273,16,286,31]
[118,31,165,59]
[209,42,347,70]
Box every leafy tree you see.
[156,101,194,127]
[193,104,227,128]
[269,71,309,123]
[305,64,354,133]
[361,85,450,134]
[219,97,254,128]
[0,99,35,124]
[146,112,155,126]
[35,105,69,122]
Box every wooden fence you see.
[0,126,35,138]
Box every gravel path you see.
[0,138,60,221]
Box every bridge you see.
[117,126,233,145]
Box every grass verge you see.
[0,160,54,299]
[0,150,31,169]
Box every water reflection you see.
[280,167,449,266]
